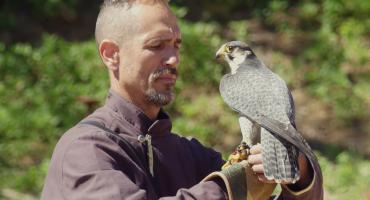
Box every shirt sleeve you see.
[185,137,226,177]
[160,180,227,200]
[276,158,324,200]
[60,131,228,200]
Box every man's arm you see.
[42,130,228,200]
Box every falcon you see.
[216,41,316,183]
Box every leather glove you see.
[202,143,276,200]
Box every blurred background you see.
[0,0,369,199]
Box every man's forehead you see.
[127,3,180,39]
[143,25,181,40]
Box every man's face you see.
[118,3,181,107]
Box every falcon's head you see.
[215,41,256,74]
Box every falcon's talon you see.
[222,143,252,169]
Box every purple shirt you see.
[41,90,227,199]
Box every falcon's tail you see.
[256,116,318,163]
[261,128,300,183]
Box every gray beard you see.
[145,67,177,106]
[145,86,174,106]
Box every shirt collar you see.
[105,89,172,137]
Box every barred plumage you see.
[216,41,315,183]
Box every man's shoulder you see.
[52,106,119,154]
[53,122,106,156]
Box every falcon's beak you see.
[215,44,227,60]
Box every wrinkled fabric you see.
[41,90,227,200]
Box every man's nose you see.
[164,50,179,67]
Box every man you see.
[41,0,323,199]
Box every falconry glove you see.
[202,144,276,200]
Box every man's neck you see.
[110,87,160,121]
[136,101,160,121]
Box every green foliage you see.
[0,35,107,194]
[177,20,224,88]
[0,0,76,20]
[0,0,76,40]
[319,151,370,200]
[258,0,370,122]
[302,0,370,121]
[171,93,240,151]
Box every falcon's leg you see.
[238,116,253,146]
[261,127,300,183]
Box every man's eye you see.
[149,43,164,50]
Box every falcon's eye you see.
[226,46,234,53]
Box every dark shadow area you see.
[0,0,283,45]
[0,0,100,46]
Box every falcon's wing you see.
[255,116,317,163]
[287,89,296,128]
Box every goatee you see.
[145,67,177,106]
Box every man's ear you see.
[99,39,120,71]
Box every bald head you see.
[95,0,171,46]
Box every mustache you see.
[151,67,178,79]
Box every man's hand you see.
[247,144,276,183]
[247,144,314,190]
